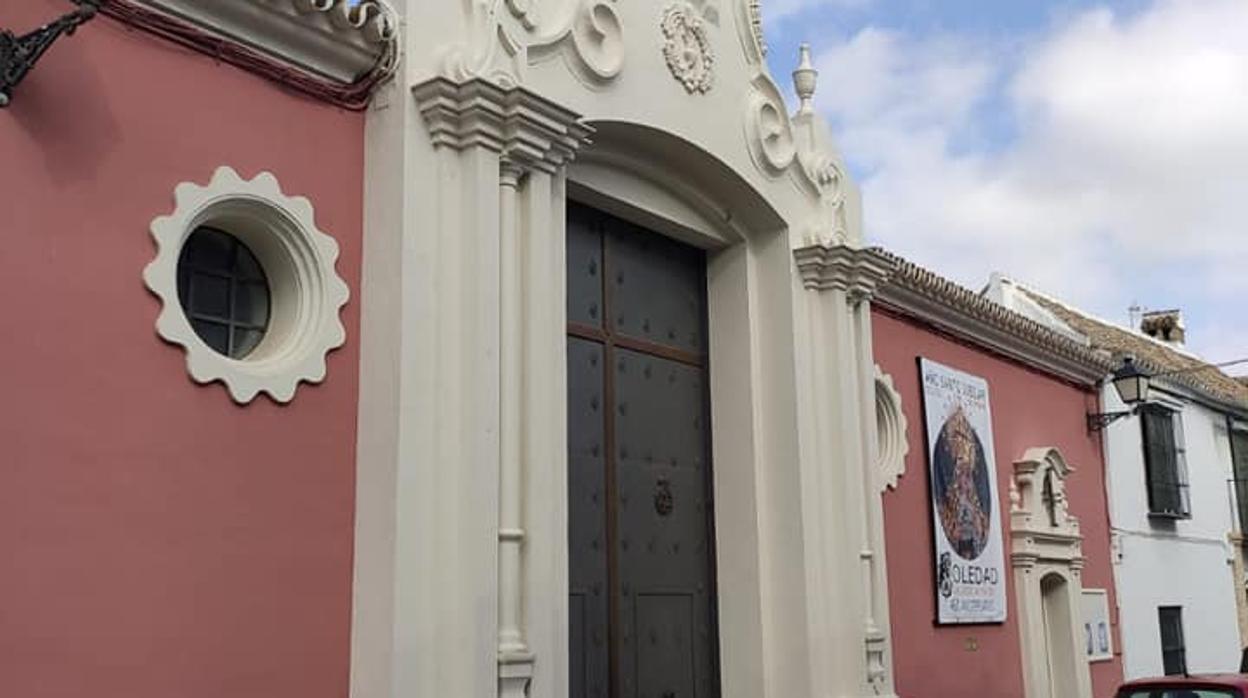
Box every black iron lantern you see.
[1088,355,1153,432]
[1110,355,1151,407]
[0,0,99,108]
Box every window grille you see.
[1158,606,1187,676]
[1141,405,1191,518]
[176,227,270,359]
[1231,430,1248,533]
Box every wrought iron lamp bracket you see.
[1087,407,1137,432]
[0,0,100,108]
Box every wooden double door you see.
[566,203,720,698]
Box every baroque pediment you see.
[427,0,858,247]
[440,0,625,88]
[1009,447,1084,567]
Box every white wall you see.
[1103,384,1242,678]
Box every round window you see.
[145,166,349,404]
[176,227,271,359]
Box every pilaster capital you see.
[1011,550,1039,570]
[793,243,898,300]
[413,77,594,175]
[500,159,526,188]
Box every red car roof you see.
[1118,674,1248,690]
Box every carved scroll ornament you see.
[444,0,624,88]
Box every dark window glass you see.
[1142,405,1190,517]
[177,227,270,359]
[1159,606,1187,676]
[1232,430,1248,533]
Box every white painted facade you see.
[348,3,902,698]
[1101,383,1242,678]
[989,276,1245,680]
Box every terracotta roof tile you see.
[1016,287,1248,410]
[871,249,1110,385]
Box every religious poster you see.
[1081,589,1113,662]
[920,358,1008,624]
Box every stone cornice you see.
[873,249,1110,387]
[413,77,594,174]
[793,243,899,300]
[129,0,396,84]
[1010,531,1085,570]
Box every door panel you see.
[607,221,706,355]
[634,593,696,698]
[615,347,716,698]
[569,336,609,698]
[567,209,604,329]
[567,203,719,698]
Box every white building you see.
[989,275,1248,679]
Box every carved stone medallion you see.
[661,3,714,94]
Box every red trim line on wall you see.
[873,302,1099,394]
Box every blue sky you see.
[761,0,1248,372]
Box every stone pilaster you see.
[415,77,591,698]
[791,241,901,697]
[352,76,589,698]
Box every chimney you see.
[1140,309,1185,346]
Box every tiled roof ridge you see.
[1009,284,1248,411]
[870,248,1113,381]
[997,275,1208,363]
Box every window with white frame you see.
[144,166,349,404]
[1141,404,1190,518]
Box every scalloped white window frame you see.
[143,166,350,404]
[875,365,909,491]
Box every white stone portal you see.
[350,2,899,696]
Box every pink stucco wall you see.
[873,308,1123,698]
[0,3,363,697]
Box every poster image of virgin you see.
[920,358,1008,624]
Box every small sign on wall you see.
[919,358,1008,624]
[1082,589,1114,662]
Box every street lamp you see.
[0,0,99,108]
[1088,356,1152,432]
[1110,355,1152,405]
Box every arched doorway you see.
[1041,573,1079,698]
[355,2,903,694]
[566,202,720,698]
[557,116,901,697]
[1011,448,1093,698]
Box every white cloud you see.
[1198,325,1248,377]
[812,0,1248,360]
[765,0,872,24]
[812,28,996,169]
